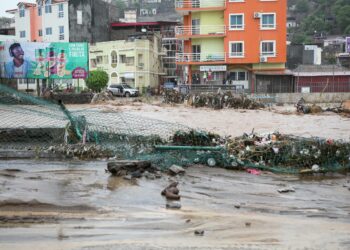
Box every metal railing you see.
[175,0,226,9]
[175,25,226,36]
[176,52,226,63]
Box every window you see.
[38,29,42,37]
[58,4,64,18]
[229,71,247,81]
[229,14,244,30]
[20,31,26,38]
[126,57,134,66]
[46,27,52,35]
[96,56,103,64]
[19,7,25,17]
[120,55,126,63]
[77,10,82,25]
[229,41,244,57]
[111,51,118,66]
[45,0,52,14]
[38,7,42,16]
[261,13,276,29]
[261,40,276,56]
[59,26,64,40]
[59,3,64,11]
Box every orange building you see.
[175,0,287,91]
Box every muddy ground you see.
[0,160,349,250]
[1,100,350,249]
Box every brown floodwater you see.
[0,160,349,250]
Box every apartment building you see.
[89,33,165,92]
[6,0,119,43]
[175,0,287,90]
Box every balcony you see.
[175,0,226,13]
[176,52,226,65]
[175,25,226,39]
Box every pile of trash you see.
[91,91,115,104]
[186,92,265,110]
[296,98,323,114]
[162,89,184,104]
[225,132,350,174]
[46,144,114,159]
[171,130,221,146]
[296,98,350,115]
[163,90,265,110]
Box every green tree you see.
[86,70,109,92]
[295,0,309,13]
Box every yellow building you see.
[89,33,165,92]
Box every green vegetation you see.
[86,70,109,93]
[290,0,350,44]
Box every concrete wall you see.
[251,92,350,104]
[68,0,119,43]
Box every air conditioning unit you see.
[254,12,261,19]
[260,56,267,63]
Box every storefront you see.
[191,65,227,85]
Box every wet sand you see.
[0,160,349,250]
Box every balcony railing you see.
[176,52,226,63]
[175,0,226,9]
[175,25,226,37]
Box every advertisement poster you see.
[0,41,88,79]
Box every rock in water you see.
[169,165,185,175]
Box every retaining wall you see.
[250,93,350,104]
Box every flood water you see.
[0,160,349,250]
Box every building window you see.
[261,13,276,29]
[19,7,25,18]
[38,29,42,37]
[38,7,42,16]
[229,14,244,30]
[20,31,26,38]
[260,40,276,57]
[46,27,52,35]
[111,50,118,67]
[58,3,64,18]
[229,41,244,58]
[59,26,64,40]
[120,55,126,63]
[77,10,82,25]
[45,0,52,13]
[229,71,247,81]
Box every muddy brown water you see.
[0,160,349,250]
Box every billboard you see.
[347,37,350,53]
[0,41,88,79]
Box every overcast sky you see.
[0,0,36,17]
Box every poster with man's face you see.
[0,41,88,79]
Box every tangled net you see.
[1,84,349,174]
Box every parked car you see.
[163,82,177,90]
[161,82,179,93]
[107,84,139,97]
